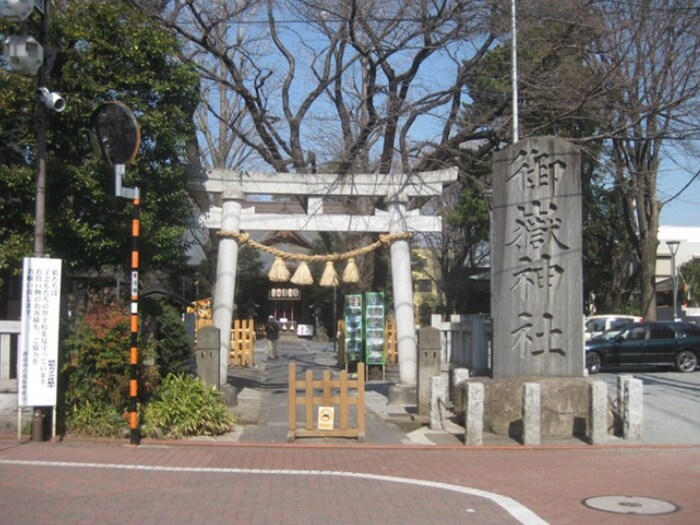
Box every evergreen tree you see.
[154,303,193,377]
[0,1,200,289]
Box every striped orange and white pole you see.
[129,193,141,445]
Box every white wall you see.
[656,226,700,279]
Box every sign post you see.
[89,101,141,445]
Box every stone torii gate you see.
[192,168,457,402]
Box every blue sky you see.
[660,184,700,226]
[658,152,700,227]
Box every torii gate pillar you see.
[387,194,418,400]
[211,184,244,387]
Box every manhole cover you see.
[583,495,679,515]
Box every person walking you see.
[265,315,280,360]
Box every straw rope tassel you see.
[268,256,290,282]
[319,261,340,287]
[215,230,413,285]
[342,257,360,283]
[290,261,314,285]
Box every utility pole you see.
[511,0,519,144]
[34,0,49,257]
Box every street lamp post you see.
[666,240,681,321]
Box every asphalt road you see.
[597,370,700,445]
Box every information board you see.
[18,257,62,407]
[344,294,363,362]
[364,292,385,365]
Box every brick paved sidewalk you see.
[0,438,698,525]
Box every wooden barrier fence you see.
[287,362,365,442]
[336,319,346,368]
[194,316,212,334]
[384,316,397,365]
[230,319,255,367]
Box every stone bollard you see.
[463,382,484,446]
[451,367,470,401]
[429,374,448,430]
[619,375,643,441]
[417,327,441,416]
[522,383,541,446]
[589,381,608,445]
[196,326,221,388]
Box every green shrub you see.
[142,374,235,439]
[63,303,132,410]
[64,401,127,437]
[62,302,160,437]
[153,302,193,377]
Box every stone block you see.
[429,375,448,430]
[451,367,470,402]
[196,326,221,388]
[219,384,238,407]
[589,381,608,445]
[419,325,441,351]
[522,383,541,445]
[417,327,441,415]
[621,376,643,441]
[388,383,417,406]
[464,382,484,446]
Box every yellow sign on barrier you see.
[317,406,335,430]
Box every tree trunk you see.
[639,202,660,320]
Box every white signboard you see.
[296,324,314,337]
[18,257,62,407]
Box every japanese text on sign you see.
[18,257,62,407]
[506,148,569,359]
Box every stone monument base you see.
[455,376,606,439]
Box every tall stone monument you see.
[491,137,584,377]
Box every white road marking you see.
[0,458,548,524]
